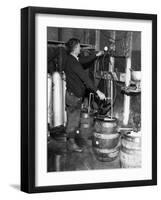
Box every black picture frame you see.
[21,6,157,193]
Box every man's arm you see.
[72,63,106,100]
[79,53,97,65]
[79,51,104,65]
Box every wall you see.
[0,0,160,200]
[48,27,93,44]
[47,28,141,73]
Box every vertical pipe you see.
[123,95,131,126]
[84,29,90,44]
[48,74,52,127]
[88,93,92,114]
[52,72,64,127]
[109,57,115,72]
[94,30,101,87]
[111,79,113,118]
[109,32,115,118]
[123,32,133,126]
[58,28,62,41]
[95,30,100,51]
[62,72,67,126]
[125,57,131,87]
[109,31,116,72]
[125,32,133,86]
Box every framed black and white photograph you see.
[21,6,157,193]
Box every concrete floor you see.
[47,129,121,172]
[47,85,141,172]
[47,81,141,172]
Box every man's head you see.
[65,38,81,56]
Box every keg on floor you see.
[80,112,94,138]
[80,112,94,129]
[120,131,141,168]
[92,116,120,162]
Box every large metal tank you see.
[52,71,64,127]
[48,74,52,127]
[62,72,67,126]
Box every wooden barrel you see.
[92,117,120,162]
[80,112,94,138]
[94,116,117,133]
[80,112,94,129]
[92,132,120,162]
[120,131,141,168]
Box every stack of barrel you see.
[92,116,120,162]
[120,131,141,168]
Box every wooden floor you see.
[47,133,121,172]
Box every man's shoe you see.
[75,135,88,148]
[67,138,83,153]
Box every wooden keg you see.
[80,112,94,139]
[92,132,120,162]
[80,112,94,129]
[94,116,118,133]
[120,131,141,168]
[92,116,120,162]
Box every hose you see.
[94,55,117,115]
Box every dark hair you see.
[65,38,80,53]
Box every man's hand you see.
[96,51,104,57]
[96,90,106,100]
